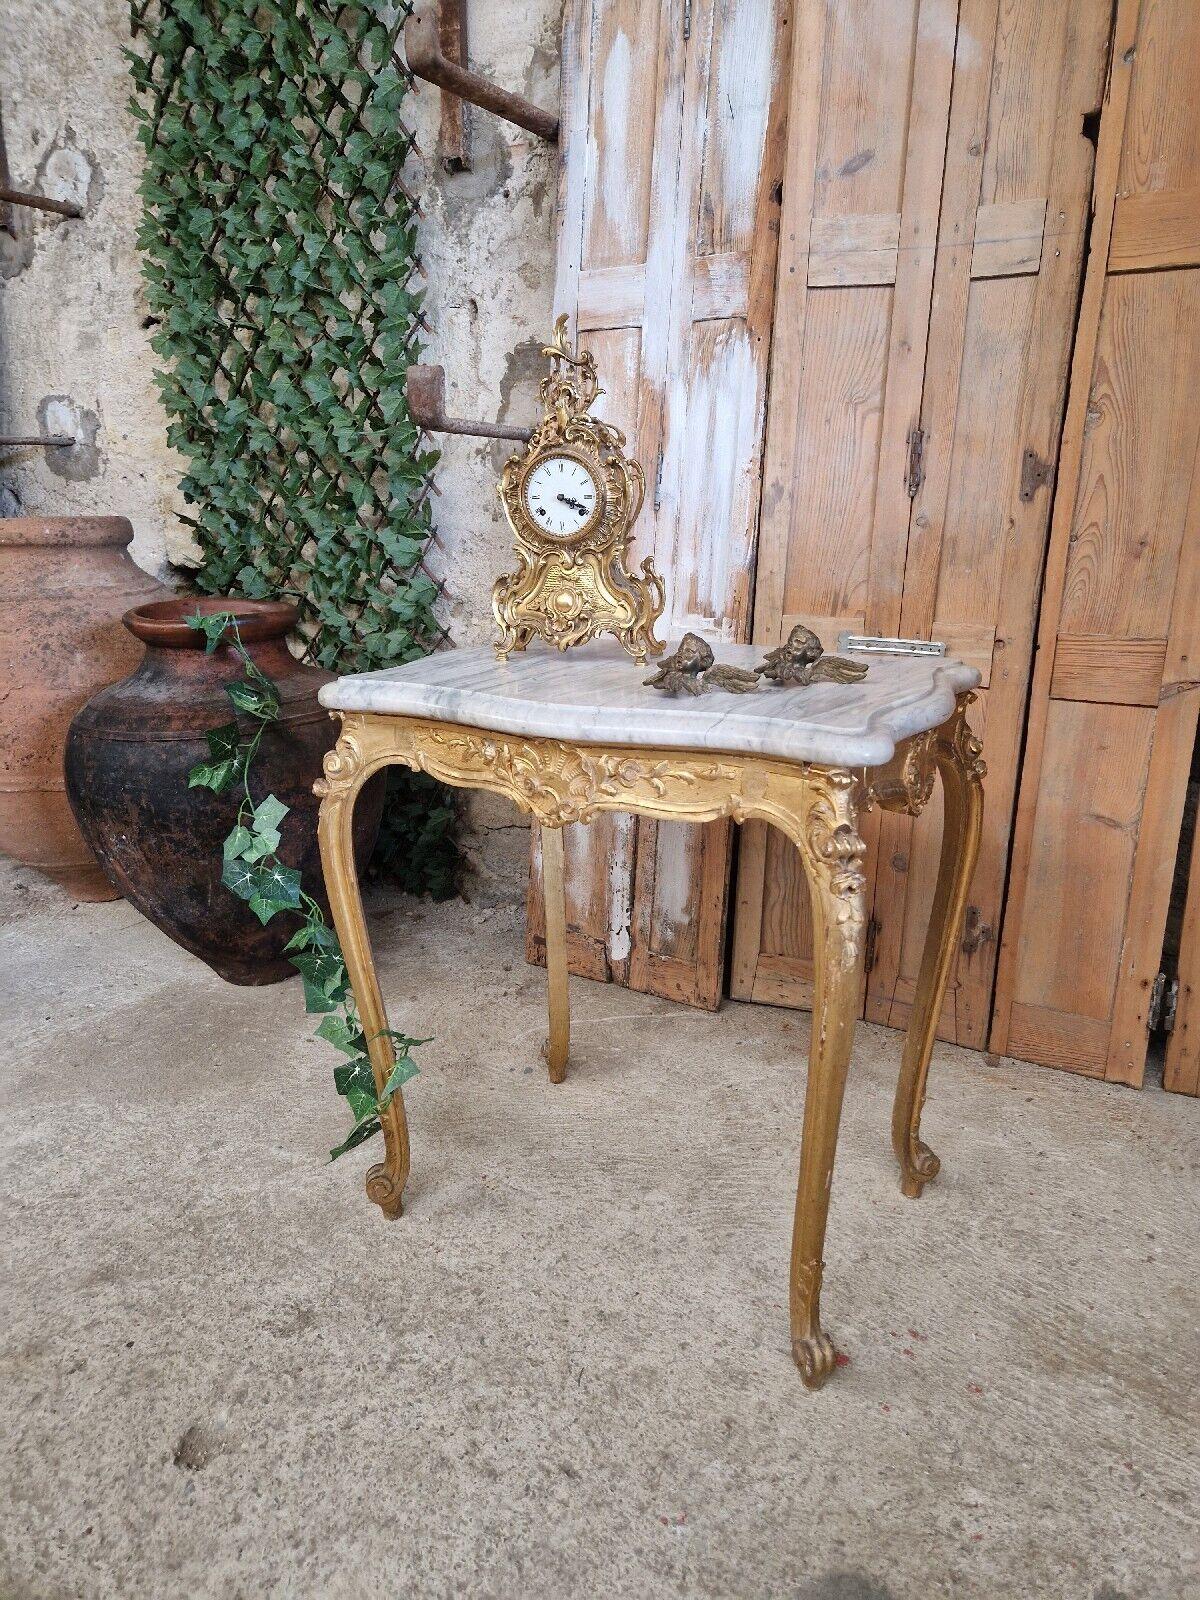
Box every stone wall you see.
[1,0,562,893]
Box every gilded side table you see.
[315,642,984,1389]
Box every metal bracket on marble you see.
[404,2,560,146]
[406,364,532,443]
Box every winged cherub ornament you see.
[643,633,761,695]
[755,624,868,687]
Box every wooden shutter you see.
[993,0,1200,1086]
[732,0,1112,1050]
[528,0,789,1006]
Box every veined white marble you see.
[319,640,981,768]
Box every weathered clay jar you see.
[64,596,384,985]
[0,516,169,899]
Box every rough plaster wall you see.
[0,0,188,578]
[1,0,562,897]
[407,1,562,896]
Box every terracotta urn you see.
[0,516,169,899]
[64,597,384,985]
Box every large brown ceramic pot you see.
[0,516,169,899]
[64,597,384,985]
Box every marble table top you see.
[319,640,980,768]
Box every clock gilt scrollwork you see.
[493,316,666,664]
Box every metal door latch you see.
[837,634,947,658]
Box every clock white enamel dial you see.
[521,452,602,540]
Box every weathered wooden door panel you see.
[864,0,1112,1046]
[994,269,1200,1080]
[531,0,789,1007]
[993,0,1200,1087]
[733,0,1111,1050]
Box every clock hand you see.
[556,492,588,515]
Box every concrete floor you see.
[1,861,1197,1600]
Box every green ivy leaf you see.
[284,920,339,955]
[251,794,289,833]
[188,756,237,793]
[185,610,238,653]
[204,720,242,763]
[222,824,255,859]
[328,1116,380,1163]
[220,856,260,901]
[226,678,279,720]
[241,828,280,863]
[315,1013,364,1057]
[380,1053,418,1106]
[332,1057,378,1123]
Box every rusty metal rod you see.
[0,434,75,447]
[0,186,83,219]
[406,365,531,443]
[404,5,559,144]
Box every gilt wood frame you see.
[315,693,983,1388]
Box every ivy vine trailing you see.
[127,0,459,894]
[187,611,425,1160]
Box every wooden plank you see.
[990,0,1144,1057]
[577,264,645,329]
[1164,819,1200,1095]
[690,251,751,320]
[1105,689,1200,1084]
[1116,0,1200,201]
[1009,700,1155,1030]
[970,196,1047,278]
[1005,1003,1110,1076]
[807,211,901,286]
[1106,392,1200,1084]
[1109,187,1200,273]
[1058,273,1200,642]
[932,619,995,685]
[864,0,963,639]
[1049,636,1167,705]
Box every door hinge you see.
[1148,971,1179,1033]
[1019,447,1054,502]
[683,0,692,39]
[905,427,926,499]
[864,914,881,975]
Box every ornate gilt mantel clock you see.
[493,316,666,663]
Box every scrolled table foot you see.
[365,1161,405,1219]
[791,1331,839,1390]
[899,1138,941,1199]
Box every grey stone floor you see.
[1,860,1197,1599]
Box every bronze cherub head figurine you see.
[644,633,761,696]
[755,624,868,688]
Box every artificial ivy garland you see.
[127,0,458,894]
[187,611,425,1160]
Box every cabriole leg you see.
[891,698,985,1198]
[316,728,409,1219]
[786,770,868,1389]
[540,823,570,1082]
